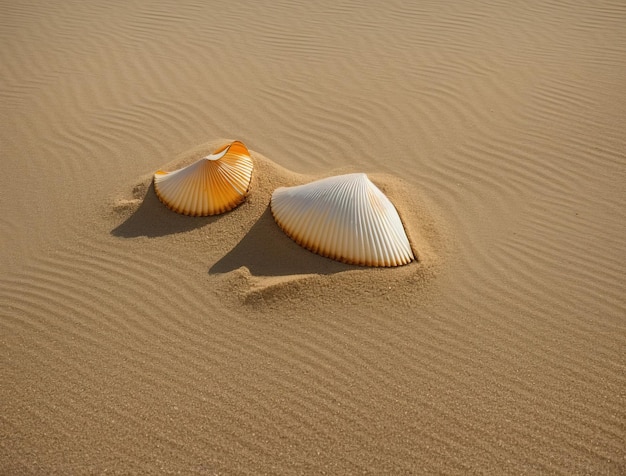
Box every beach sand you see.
[1,0,624,473]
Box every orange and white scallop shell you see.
[270,173,414,267]
[153,141,253,216]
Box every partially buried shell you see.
[270,173,414,267]
[153,141,253,216]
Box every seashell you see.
[271,173,414,267]
[153,141,253,216]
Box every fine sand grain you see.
[1,0,625,474]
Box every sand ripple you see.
[1,0,624,473]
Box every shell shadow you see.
[209,208,354,277]
[111,183,224,238]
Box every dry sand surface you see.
[1,0,625,473]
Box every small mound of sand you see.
[111,140,449,310]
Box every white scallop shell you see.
[271,173,414,267]
[153,141,253,216]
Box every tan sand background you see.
[1,0,625,473]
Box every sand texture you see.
[1,0,625,474]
